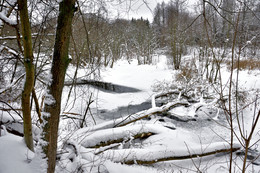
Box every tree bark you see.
[41,0,76,173]
[18,0,34,152]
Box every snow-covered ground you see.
[99,57,173,109]
[0,54,260,173]
[0,134,37,173]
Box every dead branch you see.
[115,101,189,127]
[62,112,82,116]
[80,92,94,128]
[0,108,22,111]
[32,88,42,123]
[0,100,22,119]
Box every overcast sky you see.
[109,0,199,22]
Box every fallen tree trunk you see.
[91,132,154,149]
[122,146,241,165]
[99,142,241,165]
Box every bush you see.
[226,59,260,70]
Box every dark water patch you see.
[236,149,260,166]
[64,79,141,93]
[98,101,152,119]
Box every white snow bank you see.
[101,141,240,163]
[0,134,36,173]
[92,57,172,110]
[105,161,158,173]
[79,124,170,148]
[0,12,17,25]
[101,58,172,90]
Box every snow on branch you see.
[0,35,17,40]
[0,45,19,57]
[0,11,17,26]
[74,122,241,166]
[0,73,25,95]
[0,33,55,41]
[114,101,190,127]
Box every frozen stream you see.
[63,56,229,139]
[62,55,259,147]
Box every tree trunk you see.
[122,146,240,165]
[18,0,34,152]
[41,0,76,173]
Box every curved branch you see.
[0,100,22,119]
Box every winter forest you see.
[0,0,260,172]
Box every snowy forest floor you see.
[0,53,260,173]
